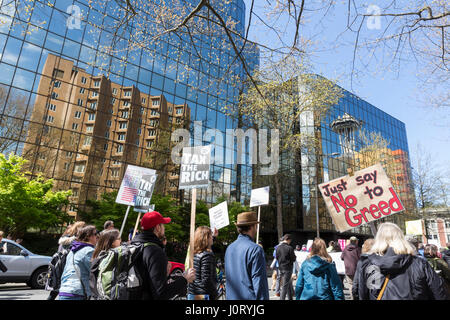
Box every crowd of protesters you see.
[2,209,450,301]
[270,223,450,300]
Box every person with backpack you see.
[90,229,121,300]
[58,225,98,300]
[46,221,86,300]
[129,210,195,300]
[187,226,218,300]
[424,244,450,294]
[442,243,450,267]
[353,222,449,300]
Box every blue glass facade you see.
[299,87,417,236]
[0,0,259,212]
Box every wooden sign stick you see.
[189,188,197,269]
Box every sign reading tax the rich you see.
[179,145,211,190]
[134,173,157,212]
[319,163,405,233]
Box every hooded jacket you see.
[130,230,187,300]
[295,255,344,300]
[354,248,449,300]
[59,241,94,298]
[341,244,361,277]
[58,235,76,253]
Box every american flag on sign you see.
[120,186,138,203]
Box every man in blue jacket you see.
[225,211,269,300]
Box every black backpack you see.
[45,248,70,292]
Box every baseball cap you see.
[141,211,171,230]
[349,236,358,241]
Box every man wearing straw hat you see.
[225,211,269,300]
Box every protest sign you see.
[116,165,157,206]
[250,186,270,244]
[306,239,313,251]
[338,239,347,251]
[208,201,229,230]
[178,146,212,268]
[250,186,270,207]
[178,145,211,190]
[116,165,157,237]
[319,163,405,233]
[405,219,423,235]
[134,173,157,212]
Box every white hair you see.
[369,222,416,256]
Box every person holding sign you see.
[225,212,269,300]
[129,211,196,300]
[187,226,218,300]
[353,222,449,300]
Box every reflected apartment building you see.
[23,54,190,215]
[0,0,259,219]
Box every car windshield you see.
[0,241,22,256]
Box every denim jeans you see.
[58,295,85,300]
[187,294,210,300]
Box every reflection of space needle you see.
[330,113,362,155]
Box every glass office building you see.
[260,84,418,240]
[305,88,417,236]
[0,0,258,215]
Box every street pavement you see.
[0,283,48,300]
[0,276,351,301]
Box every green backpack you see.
[96,242,157,300]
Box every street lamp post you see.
[314,152,339,239]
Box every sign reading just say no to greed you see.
[319,163,405,233]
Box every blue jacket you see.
[272,244,280,268]
[295,255,344,300]
[225,234,269,300]
[59,241,94,298]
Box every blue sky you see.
[244,1,449,172]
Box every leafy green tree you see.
[0,153,72,238]
[77,191,131,237]
[78,191,184,241]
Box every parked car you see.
[0,239,51,289]
[169,261,185,276]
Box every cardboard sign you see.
[208,201,229,230]
[134,174,157,212]
[178,145,211,190]
[319,163,405,233]
[405,219,423,235]
[338,239,347,251]
[250,186,270,207]
[116,165,157,206]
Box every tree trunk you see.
[274,174,283,240]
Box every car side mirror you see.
[20,250,29,257]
